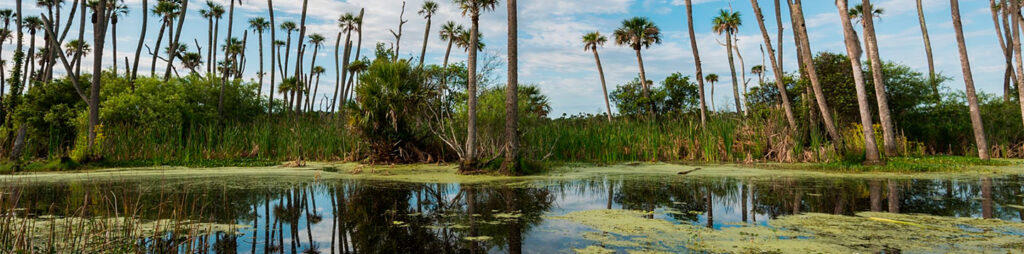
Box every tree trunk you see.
[207,17,213,74]
[726,32,742,114]
[750,0,798,135]
[950,0,990,160]
[733,38,748,115]
[305,44,319,112]
[268,0,277,116]
[441,37,454,99]
[1009,0,1024,134]
[336,31,352,113]
[343,9,365,104]
[164,0,189,81]
[258,30,265,100]
[633,48,652,116]
[775,0,784,78]
[836,0,882,165]
[419,15,431,68]
[219,0,236,120]
[112,21,118,75]
[860,0,897,157]
[501,0,519,175]
[592,49,612,122]
[685,0,708,127]
[131,0,147,87]
[150,23,166,77]
[462,13,481,172]
[918,0,937,99]
[788,0,843,144]
[89,0,109,153]
[292,0,309,115]
[214,17,221,77]
[332,31,342,113]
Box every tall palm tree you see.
[181,52,203,75]
[109,2,127,75]
[22,16,42,86]
[1008,0,1024,133]
[290,0,310,114]
[250,17,270,100]
[613,17,661,115]
[64,39,89,57]
[950,0,990,160]
[310,65,325,112]
[583,32,612,122]
[836,0,882,165]
[684,0,708,127]
[304,33,325,110]
[211,3,225,75]
[751,65,763,86]
[343,9,365,105]
[164,0,190,81]
[712,9,743,114]
[706,73,719,111]
[333,13,357,113]
[130,0,147,87]
[853,0,898,156]
[219,0,238,119]
[918,0,936,95]
[88,0,111,152]
[201,1,218,74]
[501,0,519,175]
[149,0,179,76]
[453,0,499,172]
[789,0,843,143]
[995,1,1017,102]
[280,21,296,82]
[439,21,464,95]
[417,1,438,68]
[267,0,277,115]
[0,27,10,98]
[749,0,798,134]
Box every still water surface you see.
[3,171,1023,253]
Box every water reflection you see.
[2,174,1023,253]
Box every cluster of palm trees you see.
[583,0,1017,164]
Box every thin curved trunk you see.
[750,0,798,135]
[150,22,166,77]
[165,0,189,81]
[775,0,783,78]
[950,0,990,160]
[131,0,147,87]
[685,0,708,127]
[344,10,365,104]
[419,15,431,68]
[592,48,612,122]
[268,0,277,116]
[788,0,843,144]
[634,48,652,116]
[305,44,319,112]
[219,0,236,120]
[919,0,937,99]
[332,31,342,113]
[710,81,716,110]
[24,32,34,87]
[441,37,454,97]
[293,0,310,114]
[861,0,896,157]
[336,31,352,113]
[836,0,882,165]
[733,39,748,115]
[501,0,519,175]
[726,32,741,114]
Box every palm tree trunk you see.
[258,30,265,100]
[207,17,213,74]
[282,31,292,81]
[918,0,937,99]
[112,21,118,75]
[305,44,319,112]
[685,0,708,127]
[419,16,431,68]
[837,0,882,165]
[214,17,221,77]
[441,37,454,98]
[332,31,342,113]
[89,0,109,152]
[150,22,166,77]
[267,0,277,116]
[860,0,896,156]
[633,48,652,116]
[775,0,784,77]
[992,0,1011,102]
[344,9,365,104]
[950,0,990,160]
[1009,0,1024,133]
[710,81,716,110]
[750,0,798,135]
[733,39,748,115]
[293,0,310,114]
[73,0,84,77]
[462,13,481,172]
[336,32,352,113]
[312,72,321,112]
[726,32,742,114]
[24,33,34,87]
[165,0,189,81]
[592,49,612,122]
[131,0,147,87]
[789,0,843,144]
[219,0,236,120]
[501,0,519,175]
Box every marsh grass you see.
[813,156,1018,173]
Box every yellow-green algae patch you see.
[573,245,615,254]
[549,209,1024,253]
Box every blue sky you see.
[0,0,1007,115]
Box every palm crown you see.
[613,17,661,50]
[453,0,498,17]
[439,21,464,42]
[712,9,741,36]
[849,4,884,24]
[249,17,269,32]
[419,1,439,18]
[338,13,359,33]
[280,21,297,32]
[583,32,607,52]
[705,73,719,83]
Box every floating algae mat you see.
[551,209,1024,253]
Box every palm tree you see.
[181,52,203,75]
[219,0,238,119]
[280,21,296,82]
[453,0,499,172]
[164,0,190,81]
[130,0,147,87]
[64,39,90,57]
[706,73,719,111]
[1007,0,1024,133]
[852,0,897,157]
[993,1,1016,102]
[789,0,843,144]
[250,17,270,100]
[583,32,612,122]
[304,33,325,110]
[0,27,10,98]
[613,17,661,115]
[918,0,935,94]
[749,0,798,133]
[836,0,882,165]
[751,65,764,86]
[22,16,42,85]
[333,13,357,113]
[684,0,708,127]
[88,0,112,153]
[309,66,325,112]
[343,9,365,105]
[501,0,520,175]
[267,0,277,115]
[712,9,743,114]
[418,1,438,68]
[109,2,128,75]
[950,0,990,160]
[221,37,244,77]
[439,21,464,95]
[149,0,179,76]
[201,1,219,74]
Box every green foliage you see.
[12,76,89,157]
[347,59,434,162]
[611,73,699,117]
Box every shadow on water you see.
[1,173,1023,253]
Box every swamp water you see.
[2,167,1024,253]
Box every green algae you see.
[462,236,492,241]
[573,245,615,254]
[550,209,1024,253]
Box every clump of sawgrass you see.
[813,156,1016,173]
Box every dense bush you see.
[611,72,700,117]
[346,59,435,162]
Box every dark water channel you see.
[2,172,1023,253]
